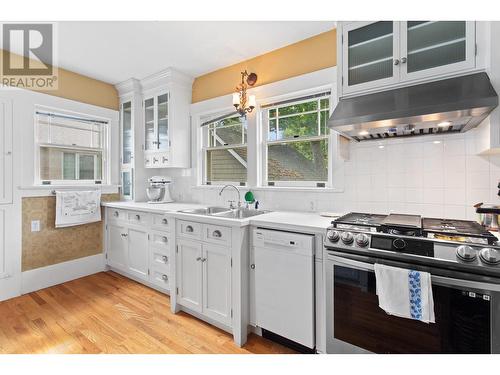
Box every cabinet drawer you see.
[150,267,170,291]
[127,211,150,226]
[177,220,202,239]
[151,214,171,231]
[108,208,126,222]
[150,247,171,273]
[203,224,231,247]
[149,231,171,249]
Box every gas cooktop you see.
[325,212,500,276]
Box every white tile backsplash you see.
[169,129,500,220]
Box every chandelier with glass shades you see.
[232,70,257,116]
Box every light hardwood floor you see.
[0,271,296,354]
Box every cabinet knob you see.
[401,57,407,64]
[162,218,168,225]
[135,214,141,220]
[201,258,207,262]
[394,59,400,65]
[5,151,12,156]
[186,225,194,233]
[161,274,168,281]
[162,156,168,163]
[153,157,159,163]
[114,211,119,217]
[121,233,128,237]
[162,256,168,263]
[212,230,222,238]
[196,257,202,261]
[162,236,168,243]
[250,264,255,269]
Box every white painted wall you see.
[0,86,119,301]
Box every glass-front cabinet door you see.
[342,21,400,93]
[144,97,155,151]
[121,169,133,200]
[157,93,169,151]
[121,101,133,165]
[400,21,475,81]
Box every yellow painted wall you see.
[192,28,337,103]
[0,49,119,110]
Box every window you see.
[36,109,108,184]
[262,92,331,187]
[201,113,247,185]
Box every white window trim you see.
[34,105,111,186]
[259,88,334,188]
[199,110,248,186]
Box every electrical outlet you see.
[31,220,41,232]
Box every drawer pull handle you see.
[162,256,168,263]
[162,218,168,225]
[121,233,128,237]
[212,230,222,238]
[196,257,202,261]
[201,258,207,262]
[161,274,168,281]
[162,236,168,243]
[114,211,119,217]
[186,225,194,233]
[135,214,141,220]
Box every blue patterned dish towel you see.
[374,263,435,323]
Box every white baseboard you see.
[21,254,106,294]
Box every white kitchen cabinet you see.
[141,69,193,169]
[120,100,134,201]
[127,227,149,281]
[0,99,13,204]
[342,21,400,94]
[107,223,128,272]
[176,238,203,312]
[340,21,477,96]
[202,243,232,326]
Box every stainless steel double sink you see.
[179,206,269,219]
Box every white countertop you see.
[250,211,335,233]
[102,201,338,232]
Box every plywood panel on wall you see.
[0,50,119,110]
[192,28,337,103]
[22,194,120,271]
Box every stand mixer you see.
[146,176,173,204]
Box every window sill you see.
[193,185,343,193]
[18,184,120,197]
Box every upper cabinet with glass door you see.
[342,21,400,94]
[143,92,171,168]
[400,21,475,81]
[120,100,133,200]
[339,21,476,96]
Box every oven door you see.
[325,251,500,354]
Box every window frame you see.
[260,91,333,188]
[200,112,248,186]
[34,106,110,186]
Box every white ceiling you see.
[24,21,335,84]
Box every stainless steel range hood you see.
[328,73,498,142]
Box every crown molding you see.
[140,68,194,92]
[115,78,142,97]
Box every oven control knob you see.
[479,248,500,265]
[456,245,477,262]
[327,230,340,242]
[340,232,354,245]
[393,238,407,250]
[355,233,370,247]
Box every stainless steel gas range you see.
[324,212,500,354]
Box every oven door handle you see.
[330,255,500,292]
